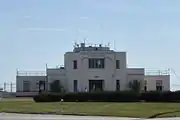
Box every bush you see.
[140,91,180,102]
[33,91,180,103]
[33,93,63,102]
[33,91,140,102]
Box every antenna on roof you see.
[108,42,110,47]
[114,40,116,50]
[84,37,87,44]
[73,40,77,48]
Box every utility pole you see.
[10,82,12,93]
[4,83,6,92]
[45,64,48,92]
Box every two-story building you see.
[16,42,170,96]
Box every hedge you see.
[33,91,180,102]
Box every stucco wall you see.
[64,51,127,92]
[127,68,145,90]
[144,75,170,91]
[16,76,46,92]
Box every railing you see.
[17,71,46,76]
[145,69,170,76]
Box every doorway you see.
[89,80,104,92]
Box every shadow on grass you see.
[148,110,180,118]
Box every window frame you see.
[116,80,120,91]
[73,60,77,69]
[73,80,78,92]
[88,58,105,69]
[116,60,120,69]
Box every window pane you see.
[88,58,105,69]
[73,60,77,69]
[23,81,30,92]
[116,60,120,69]
[74,80,78,92]
[116,80,120,91]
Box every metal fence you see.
[0,82,16,92]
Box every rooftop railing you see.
[145,69,170,76]
[17,71,46,76]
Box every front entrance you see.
[89,80,104,92]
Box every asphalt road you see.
[0,113,180,120]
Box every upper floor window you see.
[88,58,105,69]
[73,60,77,69]
[116,60,120,69]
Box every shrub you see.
[33,91,180,103]
[33,92,63,102]
[33,91,140,102]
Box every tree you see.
[128,80,141,93]
[50,80,62,93]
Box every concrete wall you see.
[47,68,67,91]
[16,76,46,92]
[127,68,145,90]
[64,51,127,92]
[144,75,170,91]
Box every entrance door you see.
[89,80,104,92]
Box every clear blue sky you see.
[0,0,180,91]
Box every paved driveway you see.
[0,113,180,120]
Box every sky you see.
[0,0,180,91]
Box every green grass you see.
[0,98,180,118]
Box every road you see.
[0,113,180,120]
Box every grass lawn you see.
[0,98,180,118]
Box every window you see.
[88,58,105,69]
[73,60,77,69]
[156,80,163,92]
[74,80,78,92]
[144,80,147,86]
[23,80,30,92]
[144,86,147,92]
[39,80,45,92]
[116,80,120,91]
[116,60,120,69]
[144,80,147,92]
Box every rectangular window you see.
[74,80,78,92]
[73,60,77,69]
[116,60,120,69]
[88,58,105,69]
[156,80,163,92]
[116,80,120,91]
[156,80,162,86]
[144,80,147,86]
[144,86,147,92]
[23,80,30,92]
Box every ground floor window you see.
[73,80,78,92]
[23,80,30,92]
[39,81,45,92]
[144,86,147,92]
[116,80,120,91]
[156,80,163,92]
[89,80,104,92]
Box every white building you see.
[16,43,170,96]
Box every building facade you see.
[16,43,170,96]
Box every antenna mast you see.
[114,40,116,50]
[84,37,86,44]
